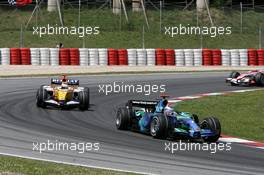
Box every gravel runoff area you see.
[1,65,264,77]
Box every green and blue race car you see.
[116,97,221,142]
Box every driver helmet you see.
[155,99,169,113]
[61,75,68,83]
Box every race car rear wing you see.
[51,79,79,86]
[128,100,158,108]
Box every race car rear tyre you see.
[200,117,221,142]
[36,85,47,108]
[79,89,90,110]
[84,87,90,108]
[116,107,130,130]
[255,72,264,86]
[150,114,168,139]
[229,71,240,79]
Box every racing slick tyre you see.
[84,87,90,108]
[79,88,90,110]
[192,114,199,124]
[200,117,221,142]
[229,71,240,79]
[229,71,240,86]
[255,72,264,86]
[116,107,130,130]
[36,85,47,108]
[150,113,168,139]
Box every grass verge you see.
[0,8,264,48]
[175,90,264,142]
[0,155,138,175]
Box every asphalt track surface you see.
[0,72,263,175]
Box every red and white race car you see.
[226,70,264,86]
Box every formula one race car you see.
[116,96,221,142]
[226,70,264,86]
[36,75,90,110]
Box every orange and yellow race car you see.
[36,75,90,110]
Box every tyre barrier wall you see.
[202,49,212,66]
[239,49,248,66]
[70,48,80,65]
[137,49,147,66]
[118,49,128,65]
[248,49,258,66]
[212,49,221,66]
[50,48,59,66]
[221,49,230,66]
[184,49,194,66]
[79,48,89,66]
[98,48,108,66]
[30,48,40,66]
[40,48,50,66]
[20,48,31,65]
[257,49,264,66]
[146,49,155,66]
[155,48,166,65]
[193,49,202,66]
[89,48,99,66]
[165,49,175,65]
[175,49,184,66]
[1,48,264,66]
[59,48,70,65]
[10,48,21,65]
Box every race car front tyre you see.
[116,107,130,130]
[229,71,240,79]
[230,82,238,86]
[200,117,221,142]
[192,114,199,124]
[36,85,47,108]
[255,72,264,86]
[150,114,168,139]
[79,89,90,110]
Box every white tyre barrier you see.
[136,49,147,66]
[146,49,155,66]
[49,48,59,66]
[193,49,202,66]
[230,49,240,66]
[89,48,99,66]
[98,48,108,66]
[79,48,89,66]
[221,49,230,66]
[175,49,184,66]
[30,48,40,66]
[0,48,10,65]
[127,49,137,66]
[184,49,194,66]
[239,49,248,66]
[40,48,50,66]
